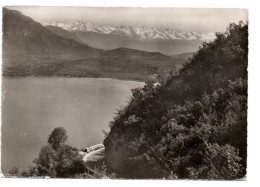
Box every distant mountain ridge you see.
[43,21,216,41]
[45,25,85,45]
[43,21,214,55]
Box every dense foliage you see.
[103,22,248,179]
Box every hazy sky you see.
[8,6,248,32]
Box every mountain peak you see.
[42,21,216,41]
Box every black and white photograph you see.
[0,4,250,180]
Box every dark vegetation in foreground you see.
[7,22,248,179]
[7,127,111,178]
[104,22,248,179]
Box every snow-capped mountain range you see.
[42,21,216,41]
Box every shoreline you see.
[2,75,149,83]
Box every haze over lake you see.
[1,77,144,173]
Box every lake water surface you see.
[1,77,144,173]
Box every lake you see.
[1,77,144,173]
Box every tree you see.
[32,127,86,177]
[48,127,68,150]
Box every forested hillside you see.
[103,22,248,179]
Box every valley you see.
[3,8,189,82]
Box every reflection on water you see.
[1,77,144,173]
